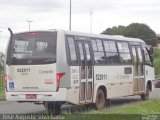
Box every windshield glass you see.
[9,31,57,65]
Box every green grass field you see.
[0,89,5,98]
[4,99,158,120]
[153,48,160,78]
[62,99,160,120]
[0,75,5,99]
[90,99,160,114]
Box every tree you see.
[0,52,4,70]
[102,23,157,46]
[102,25,126,35]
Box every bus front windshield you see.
[9,31,57,65]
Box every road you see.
[0,88,160,114]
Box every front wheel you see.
[141,84,150,100]
[44,102,61,115]
[95,89,106,110]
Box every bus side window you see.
[117,42,131,64]
[67,36,78,65]
[91,39,105,64]
[143,48,152,66]
[103,40,119,64]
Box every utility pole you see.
[0,31,2,40]
[90,9,93,33]
[27,20,33,31]
[69,0,72,31]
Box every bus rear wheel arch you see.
[95,87,107,110]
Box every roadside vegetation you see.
[153,48,160,78]
[0,52,5,99]
[61,99,160,120]
[0,89,5,99]
[0,76,5,99]
[90,99,160,114]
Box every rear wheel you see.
[95,89,106,110]
[85,103,95,110]
[44,102,61,115]
[141,84,150,100]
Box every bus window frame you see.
[91,38,106,66]
[142,48,152,67]
[65,35,78,66]
[103,39,120,65]
[116,41,132,65]
[74,36,94,66]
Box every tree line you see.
[101,23,158,46]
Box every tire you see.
[85,103,95,110]
[141,84,150,100]
[95,89,106,110]
[44,102,61,115]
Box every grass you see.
[85,99,160,114]
[0,75,5,99]
[103,99,160,114]
[0,89,5,98]
[64,114,141,120]
[153,48,160,78]
[12,99,160,120]
[60,99,160,120]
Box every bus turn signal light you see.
[56,73,65,91]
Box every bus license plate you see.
[26,94,37,99]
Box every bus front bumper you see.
[5,88,67,102]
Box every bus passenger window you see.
[144,49,152,66]
[85,43,92,79]
[78,43,85,79]
[137,48,144,76]
[45,42,55,54]
[67,37,78,65]
[91,40,98,51]
[117,42,131,64]
[94,52,105,64]
[103,40,119,64]
[91,39,105,64]
[96,39,103,51]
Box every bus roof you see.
[63,30,145,44]
[13,29,145,44]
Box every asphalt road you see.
[0,88,160,114]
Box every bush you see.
[153,58,160,77]
[153,48,160,77]
[153,48,160,58]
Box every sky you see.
[0,0,160,52]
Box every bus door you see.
[76,40,93,103]
[131,46,145,94]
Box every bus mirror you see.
[150,47,153,55]
[146,45,153,55]
[145,45,153,63]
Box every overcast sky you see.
[0,0,160,52]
